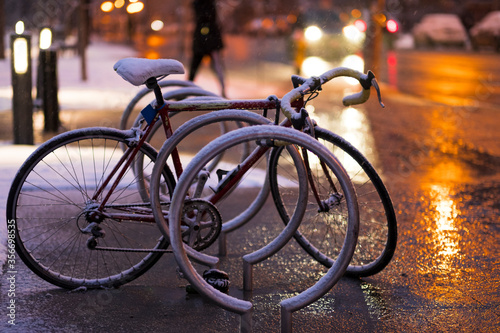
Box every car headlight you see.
[304,25,323,42]
[343,24,365,44]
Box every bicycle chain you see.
[102,202,170,209]
[86,201,172,253]
[93,245,172,253]
[87,200,221,253]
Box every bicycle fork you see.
[300,147,343,213]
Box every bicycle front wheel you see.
[269,126,397,277]
[6,127,176,289]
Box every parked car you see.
[412,14,468,48]
[470,11,500,51]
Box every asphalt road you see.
[384,49,500,108]
[1,49,499,332]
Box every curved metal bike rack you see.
[162,126,359,332]
[152,109,276,256]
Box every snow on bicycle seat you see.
[113,58,185,86]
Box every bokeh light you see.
[304,25,323,42]
[100,1,114,12]
[151,20,164,31]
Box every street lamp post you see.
[10,33,34,144]
[364,0,385,74]
[79,0,90,81]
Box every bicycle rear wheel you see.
[269,126,397,277]
[6,127,175,289]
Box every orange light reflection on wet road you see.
[426,184,461,273]
[307,105,379,181]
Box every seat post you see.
[145,77,164,108]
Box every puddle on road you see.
[419,184,463,274]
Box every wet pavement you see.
[354,50,500,329]
[1,48,500,332]
[358,90,500,332]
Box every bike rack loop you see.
[242,143,308,291]
[166,126,359,332]
[147,107,273,256]
[218,174,271,256]
[150,110,272,269]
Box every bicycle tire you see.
[6,127,176,289]
[158,125,358,309]
[269,125,397,277]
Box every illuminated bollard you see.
[10,33,34,145]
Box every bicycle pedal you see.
[203,269,230,293]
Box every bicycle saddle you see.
[114,58,185,86]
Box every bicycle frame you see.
[89,87,340,226]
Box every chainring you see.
[181,199,222,251]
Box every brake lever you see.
[371,78,385,108]
[309,76,322,92]
[290,107,309,130]
[291,75,307,88]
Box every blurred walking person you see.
[189,0,226,97]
